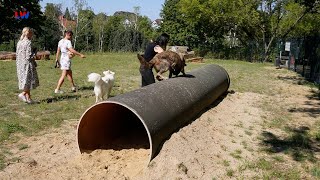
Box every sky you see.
[40,0,165,20]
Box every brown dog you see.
[137,51,186,81]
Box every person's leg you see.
[140,68,155,87]
[18,90,28,102]
[56,70,67,90]
[24,89,36,104]
[140,72,147,87]
[66,70,77,91]
[20,91,27,96]
[146,68,155,85]
[139,69,146,87]
[66,70,76,87]
[24,89,31,101]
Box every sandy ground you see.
[0,69,319,179]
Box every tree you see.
[106,10,146,52]
[64,8,72,20]
[76,9,95,51]
[35,17,60,51]
[105,15,126,51]
[44,3,62,19]
[160,0,208,49]
[0,0,44,44]
[92,13,108,51]
[72,0,87,48]
[33,3,62,51]
[254,0,320,61]
[177,0,320,61]
[137,16,154,42]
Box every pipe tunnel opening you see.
[77,102,151,159]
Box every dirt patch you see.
[0,92,264,179]
[137,92,265,180]
[0,71,319,179]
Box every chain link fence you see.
[279,37,320,84]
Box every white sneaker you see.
[54,89,64,94]
[18,93,27,102]
[71,86,77,92]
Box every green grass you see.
[226,169,234,177]
[222,160,230,167]
[230,149,242,159]
[0,54,279,146]
[0,53,142,143]
[17,144,29,150]
[239,158,302,179]
[272,155,285,162]
[0,53,319,175]
[311,164,320,178]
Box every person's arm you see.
[66,40,85,58]
[55,46,60,62]
[26,40,32,62]
[154,45,164,53]
[67,47,85,58]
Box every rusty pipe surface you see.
[77,64,230,162]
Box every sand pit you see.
[0,92,266,179]
[0,71,319,179]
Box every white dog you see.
[87,70,115,103]
[102,70,115,99]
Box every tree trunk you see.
[263,36,275,62]
[86,35,88,51]
[99,25,104,52]
[74,15,79,49]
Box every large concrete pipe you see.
[77,64,230,162]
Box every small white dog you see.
[102,70,115,98]
[87,70,115,103]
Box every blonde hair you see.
[20,27,32,40]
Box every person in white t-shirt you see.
[54,30,85,94]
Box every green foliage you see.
[44,3,62,19]
[104,15,149,52]
[177,0,264,59]
[64,7,72,20]
[1,0,320,64]
[174,0,320,61]
[108,28,147,52]
[92,13,108,51]
[35,17,61,51]
[226,169,234,177]
[0,41,15,51]
[0,0,45,43]
[25,3,62,51]
[75,9,95,51]
[311,164,320,178]
[137,16,155,41]
[160,0,201,48]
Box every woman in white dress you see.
[16,27,39,104]
[54,30,85,93]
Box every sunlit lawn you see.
[0,52,279,145]
[0,52,318,178]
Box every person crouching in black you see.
[140,33,170,87]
